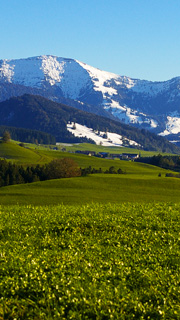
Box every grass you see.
[54,142,174,156]
[0,141,52,164]
[23,141,174,157]
[0,203,180,319]
[0,139,179,205]
[0,172,180,205]
[0,139,176,168]
[0,139,169,172]
[37,149,170,173]
[1,140,180,318]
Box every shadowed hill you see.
[0,94,179,153]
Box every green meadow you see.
[0,171,180,205]
[0,141,51,164]
[55,142,173,157]
[0,141,178,205]
[1,203,180,319]
[1,141,180,319]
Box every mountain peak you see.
[1,55,180,143]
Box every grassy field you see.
[0,139,170,171]
[0,141,51,164]
[1,203,180,319]
[0,171,180,205]
[55,142,174,156]
[0,140,179,205]
[0,140,176,166]
[12,139,174,156]
[1,140,180,319]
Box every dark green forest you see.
[0,125,56,144]
[136,154,180,171]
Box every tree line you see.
[136,154,180,171]
[81,166,124,176]
[0,158,81,187]
[0,125,56,145]
[0,158,125,187]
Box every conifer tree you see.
[2,130,11,142]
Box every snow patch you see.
[159,115,180,135]
[129,80,169,96]
[104,100,158,128]
[41,56,65,85]
[67,123,141,147]
[150,119,158,128]
[0,60,15,83]
[77,60,119,97]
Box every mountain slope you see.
[1,56,180,142]
[0,94,179,153]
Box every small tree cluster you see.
[45,158,81,179]
[2,130,11,143]
[104,166,124,174]
[81,166,102,176]
[81,166,124,176]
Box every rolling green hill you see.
[0,141,51,164]
[0,139,180,206]
[53,142,174,157]
[0,139,169,167]
[0,165,178,205]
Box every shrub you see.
[2,130,11,142]
[45,158,81,179]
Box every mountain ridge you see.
[1,55,180,142]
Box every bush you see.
[2,130,11,142]
[45,158,81,179]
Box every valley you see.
[0,140,179,205]
[1,58,180,318]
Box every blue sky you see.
[0,0,180,81]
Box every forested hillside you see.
[0,125,55,144]
[0,94,179,152]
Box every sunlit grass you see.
[0,173,180,205]
[0,203,180,319]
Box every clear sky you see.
[0,0,180,81]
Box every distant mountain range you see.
[0,94,179,153]
[1,55,180,146]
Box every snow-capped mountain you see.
[1,55,180,143]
